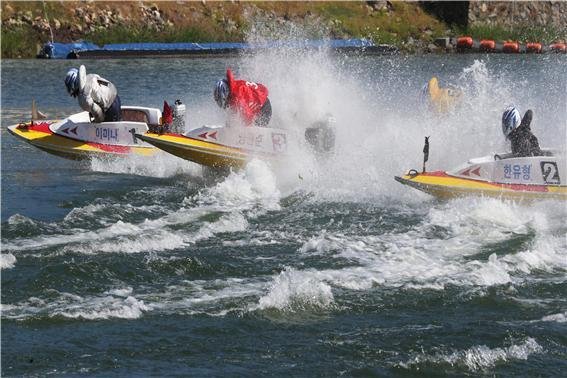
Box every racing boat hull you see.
[136,125,292,169]
[8,121,156,160]
[135,132,250,168]
[7,107,160,160]
[395,171,567,200]
[396,152,567,201]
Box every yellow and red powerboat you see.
[136,120,335,169]
[396,150,567,201]
[7,106,161,160]
[135,125,288,169]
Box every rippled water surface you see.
[2,51,566,376]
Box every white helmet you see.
[502,105,521,138]
[65,68,79,97]
[214,79,229,108]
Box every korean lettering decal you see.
[540,161,561,184]
[237,133,264,148]
[504,163,532,181]
[271,133,287,153]
[512,164,521,180]
[95,127,118,142]
[503,164,511,179]
[521,164,531,181]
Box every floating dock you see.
[37,39,398,59]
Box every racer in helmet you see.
[214,68,271,127]
[65,65,121,123]
[420,77,462,114]
[501,105,542,157]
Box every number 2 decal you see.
[540,161,560,184]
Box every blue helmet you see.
[214,79,229,108]
[502,105,521,138]
[65,68,79,97]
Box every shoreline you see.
[36,37,565,60]
[2,1,565,59]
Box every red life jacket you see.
[226,69,269,125]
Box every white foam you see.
[193,212,249,242]
[540,312,567,323]
[469,253,512,286]
[299,233,343,255]
[105,287,133,297]
[3,291,150,321]
[3,201,237,254]
[205,159,281,212]
[4,278,266,320]
[0,253,17,269]
[66,229,187,254]
[64,210,248,254]
[505,236,566,273]
[295,196,567,291]
[4,161,276,255]
[63,203,108,223]
[137,277,266,316]
[254,267,335,312]
[297,231,464,290]
[7,213,37,226]
[400,338,543,371]
[55,295,150,320]
[3,220,144,252]
[62,202,165,227]
[221,229,301,248]
[90,150,202,178]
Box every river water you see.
[1,51,566,376]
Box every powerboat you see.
[7,105,160,160]
[135,119,335,169]
[395,150,567,201]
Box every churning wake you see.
[2,41,565,376]
[399,337,543,372]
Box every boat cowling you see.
[186,125,290,155]
[47,106,161,147]
[448,150,564,186]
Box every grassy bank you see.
[1,25,42,59]
[89,3,448,45]
[1,1,565,58]
[1,1,446,58]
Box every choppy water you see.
[1,50,566,376]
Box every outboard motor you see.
[304,114,336,154]
[172,99,186,134]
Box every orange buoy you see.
[457,36,474,49]
[502,41,520,53]
[526,42,542,53]
[479,39,496,52]
[550,42,566,53]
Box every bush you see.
[1,26,43,58]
